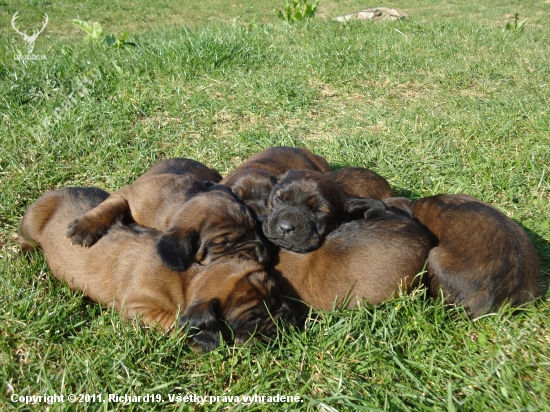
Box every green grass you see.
[1,1,550,410]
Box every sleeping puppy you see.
[327,166,395,200]
[66,158,270,270]
[269,212,434,316]
[262,169,389,252]
[411,194,542,317]
[18,187,296,351]
[220,146,332,220]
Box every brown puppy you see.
[66,158,270,270]
[269,212,434,315]
[411,194,541,317]
[262,169,389,252]
[220,146,332,220]
[328,167,395,200]
[18,187,296,351]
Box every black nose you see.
[278,219,295,235]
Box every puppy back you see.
[140,158,222,182]
[273,214,433,311]
[225,146,331,179]
[412,194,541,315]
[327,167,395,200]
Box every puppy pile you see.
[18,147,542,351]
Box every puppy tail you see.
[18,191,62,254]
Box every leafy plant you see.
[71,19,137,48]
[505,13,526,32]
[275,0,319,23]
[70,19,104,43]
[104,31,137,49]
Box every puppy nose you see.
[278,220,295,235]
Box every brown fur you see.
[220,146,332,220]
[411,194,541,317]
[18,187,296,351]
[65,158,269,270]
[269,213,434,315]
[327,167,395,200]
[382,197,415,218]
[263,169,388,253]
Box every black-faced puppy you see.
[269,212,434,316]
[220,146,332,220]
[18,187,296,352]
[262,169,387,252]
[411,194,541,317]
[66,158,269,270]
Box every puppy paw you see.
[345,198,386,221]
[66,217,106,247]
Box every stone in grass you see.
[334,7,410,23]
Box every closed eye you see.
[210,236,235,248]
[247,311,263,323]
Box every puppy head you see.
[226,169,278,221]
[262,170,386,252]
[179,260,297,351]
[156,185,270,271]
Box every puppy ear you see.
[178,299,227,351]
[156,227,197,271]
[344,198,386,220]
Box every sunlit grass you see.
[1,1,549,410]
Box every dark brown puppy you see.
[328,166,395,200]
[411,194,541,317]
[220,146,332,220]
[262,169,389,252]
[66,158,269,270]
[19,187,296,351]
[269,213,434,315]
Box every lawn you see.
[1,0,549,410]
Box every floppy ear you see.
[156,227,198,271]
[178,299,227,351]
[344,198,386,220]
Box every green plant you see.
[275,0,319,23]
[70,19,104,43]
[104,31,137,49]
[505,13,526,31]
[70,19,136,48]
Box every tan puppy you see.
[411,194,541,317]
[269,213,434,315]
[18,187,296,351]
[66,158,270,270]
[220,146,332,220]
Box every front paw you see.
[66,217,106,247]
